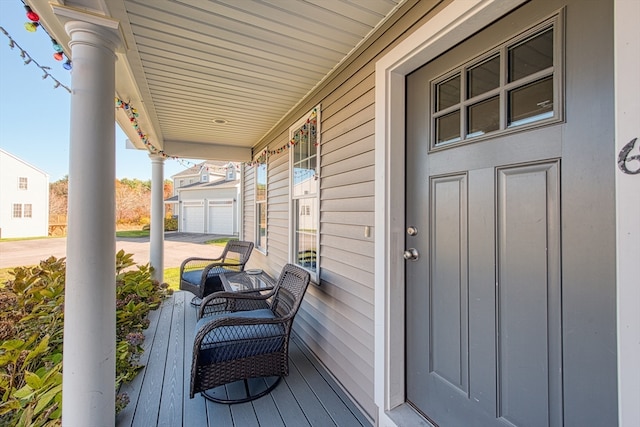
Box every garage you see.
[208,200,233,235]
[182,201,204,233]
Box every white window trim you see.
[288,104,321,282]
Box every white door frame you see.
[614,1,640,426]
[374,0,639,426]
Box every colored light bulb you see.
[52,40,64,53]
[24,22,39,32]
[53,52,64,61]
[63,60,72,70]
[25,6,40,22]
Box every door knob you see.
[403,248,419,261]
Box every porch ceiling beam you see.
[162,140,252,162]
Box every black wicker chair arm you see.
[180,256,224,273]
[199,289,276,319]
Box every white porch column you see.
[149,154,165,282]
[54,6,123,426]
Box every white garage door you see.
[183,203,204,233]
[208,200,233,234]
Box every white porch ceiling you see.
[31,0,406,161]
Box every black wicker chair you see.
[179,240,254,306]
[190,263,311,403]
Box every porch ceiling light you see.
[212,118,228,124]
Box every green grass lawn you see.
[163,266,181,291]
[116,230,150,238]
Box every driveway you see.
[0,232,226,269]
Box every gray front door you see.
[405,1,617,426]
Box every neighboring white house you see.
[166,161,241,235]
[0,149,49,239]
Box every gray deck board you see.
[116,291,373,427]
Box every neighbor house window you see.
[18,177,28,190]
[255,156,267,251]
[290,105,320,275]
[431,16,562,149]
[23,204,32,218]
[12,204,22,218]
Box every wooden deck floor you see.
[116,291,373,427]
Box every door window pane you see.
[468,55,500,98]
[508,77,554,127]
[508,28,553,82]
[436,74,460,111]
[468,96,500,137]
[435,111,461,145]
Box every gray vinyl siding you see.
[242,0,443,418]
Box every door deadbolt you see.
[403,248,419,261]
[406,226,418,236]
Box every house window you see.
[23,204,32,218]
[18,177,28,190]
[227,164,236,181]
[12,204,22,218]
[255,158,267,251]
[290,106,320,274]
[430,17,561,149]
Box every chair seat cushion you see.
[182,267,234,285]
[196,309,285,363]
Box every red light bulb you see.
[25,6,40,22]
[53,52,64,61]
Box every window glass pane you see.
[508,77,554,127]
[256,163,267,202]
[293,166,315,196]
[467,96,500,137]
[294,198,316,272]
[18,177,28,190]
[256,202,266,249]
[24,204,32,218]
[13,204,22,218]
[509,28,553,82]
[468,55,500,98]
[436,74,460,111]
[435,110,461,145]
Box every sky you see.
[0,0,198,181]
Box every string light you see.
[19,2,72,70]
[1,26,71,92]
[24,5,39,22]
[115,98,243,173]
[246,108,319,163]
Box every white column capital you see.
[52,4,126,54]
[149,153,167,163]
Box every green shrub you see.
[0,251,170,426]
[164,217,178,231]
[140,218,177,232]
